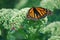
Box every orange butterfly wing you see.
[27,8,38,20]
[36,7,47,18]
[27,7,52,20]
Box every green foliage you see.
[40,0,60,10]
[0,0,60,40]
[15,0,42,9]
[0,8,48,40]
[0,0,18,9]
[42,21,60,40]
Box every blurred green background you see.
[0,0,60,40]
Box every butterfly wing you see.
[27,7,52,20]
[27,8,34,18]
[36,7,47,18]
[27,8,39,20]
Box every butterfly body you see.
[33,8,41,18]
[27,7,52,20]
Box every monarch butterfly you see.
[27,7,52,20]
